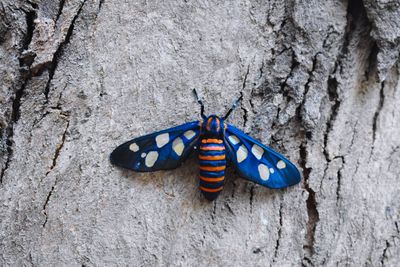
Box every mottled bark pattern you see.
[0,0,399,266]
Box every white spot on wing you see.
[145,151,158,167]
[277,160,286,169]
[228,135,240,145]
[251,144,264,160]
[156,133,169,148]
[184,130,196,140]
[258,164,270,181]
[129,143,139,152]
[173,137,184,156]
[141,153,147,158]
[236,145,248,163]
[270,168,275,174]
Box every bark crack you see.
[334,156,345,204]
[42,115,69,227]
[314,0,365,166]
[44,0,86,100]
[2,0,84,183]
[300,143,319,264]
[240,65,250,128]
[21,9,36,52]
[99,0,105,10]
[249,61,265,110]
[230,180,236,198]
[303,53,320,98]
[55,0,66,23]
[42,185,55,227]
[380,240,390,266]
[372,82,385,146]
[365,42,379,80]
[249,185,255,213]
[224,202,234,216]
[280,48,297,97]
[297,52,320,131]
[47,115,69,175]
[1,6,37,183]
[273,200,283,263]
[323,76,341,162]
[296,52,322,266]
[211,201,217,224]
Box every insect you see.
[110,90,301,200]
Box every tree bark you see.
[1,0,399,266]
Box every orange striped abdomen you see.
[199,138,226,201]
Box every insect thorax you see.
[201,115,225,137]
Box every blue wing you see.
[110,121,201,171]
[224,124,301,188]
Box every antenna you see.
[224,92,243,119]
[192,89,206,119]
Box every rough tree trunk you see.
[1,0,399,266]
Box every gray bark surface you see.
[1,0,399,266]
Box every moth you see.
[110,90,301,200]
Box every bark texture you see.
[1,0,399,266]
